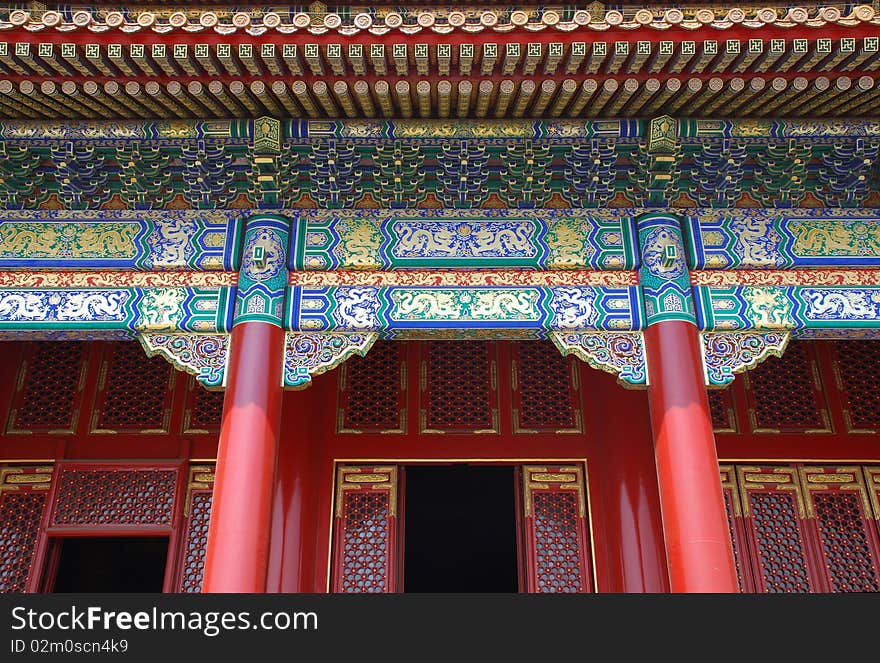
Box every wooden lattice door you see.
[330,462,593,593]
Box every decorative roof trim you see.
[1,5,877,38]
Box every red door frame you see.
[26,460,187,593]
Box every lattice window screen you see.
[183,377,225,434]
[50,465,178,528]
[0,465,52,593]
[744,341,830,433]
[708,388,737,433]
[833,341,880,432]
[7,342,86,434]
[800,466,880,592]
[736,466,818,592]
[719,466,752,592]
[421,341,497,433]
[175,465,214,593]
[512,341,582,433]
[91,342,174,433]
[331,466,398,593]
[337,340,406,434]
[521,465,592,593]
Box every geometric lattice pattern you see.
[812,491,880,592]
[531,491,584,593]
[177,491,212,593]
[95,342,173,432]
[729,465,880,594]
[748,492,813,593]
[708,388,736,433]
[513,341,579,432]
[522,465,591,594]
[721,488,747,593]
[746,341,827,432]
[185,381,225,433]
[338,491,391,593]
[332,466,397,594]
[51,468,176,527]
[339,340,404,433]
[833,341,880,431]
[0,491,46,593]
[423,341,495,432]
[9,342,85,433]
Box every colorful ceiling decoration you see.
[0,118,875,210]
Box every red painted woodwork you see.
[91,342,175,434]
[584,369,669,592]
[0,465,52,593]
[724,464,880,593]
[736,465,817,592]
[26,460,185,593]
[719,466,756,593]
[713,340,880,461]
[645,321,738,593]
[7,342,87,434]
[2,337,880,594]
[337,340,406,434]
[266,387,321,593]
[744,341,829,433]
[175,464,215,593]
[521,465,592,593]
[511,341,581,433]
[331,466,398,593]
[828,341,880,432]
[422,341,497,433]
[202,322,285,593]
[799,466,880,592]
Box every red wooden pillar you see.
[638,212,738,593]
[202,214,290,593]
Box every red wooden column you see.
[202,214,290,593]
[637,212,738,593]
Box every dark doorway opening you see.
[50,536,169,593]
[403,465,519,592]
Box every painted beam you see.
[289,210,638,271]
[0,211,244,270]
[0,286,234,334]
[285,285,643,335]
[685,209,880,269]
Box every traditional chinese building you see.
[1,3,880,595]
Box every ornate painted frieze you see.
[683,119,880,140]
[289,210,638,271]
[0,211,243,270]
[549,331,647,388]
[233,214,290,327]
[695,286,880,331]
[685,210,880,270]
[690,269,880,286]
[140,333,229,390]
[700,331,790,387]
[288,270,638,287]
[286,286,642,335]
[283,332,378,390]
[0,287,233,333]
[0,271,237,288]
[636,213,696,326]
